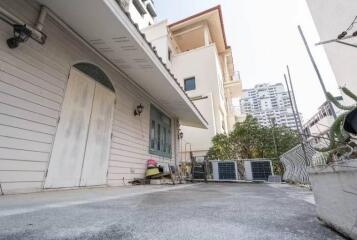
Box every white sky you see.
[154,0,340,122]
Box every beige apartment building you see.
[142,6,242,161]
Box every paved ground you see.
[0,183,346,240]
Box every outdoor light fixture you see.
[134,104,144,116]
[7,24,32,49]
[179,131,184,139]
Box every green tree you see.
[207,115,299,176]
[230,115,262,159]
[207,134,234,160]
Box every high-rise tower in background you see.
[239,83,300,129]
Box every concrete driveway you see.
[0,183,345,240]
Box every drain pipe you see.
[0,5,46,44]
[35,5,47,32]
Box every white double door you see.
[45,68,115,188]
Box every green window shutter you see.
[149,105,172,157]
[150,120,155,150]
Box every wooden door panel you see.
[80,83,115,186]
[45,69,95,188]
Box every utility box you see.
[211,161,239,181]
[244,159,273,181]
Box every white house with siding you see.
[0,0,207,194]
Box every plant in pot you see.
[314,87,357,163]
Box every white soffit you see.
[37,0,207,129]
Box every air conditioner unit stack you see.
[212,161,239,181]
[244,159,273,181]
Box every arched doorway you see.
[45,63,116,188]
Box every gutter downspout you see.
[35,5,47,32]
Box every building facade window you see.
[184,77,196,91]
[168,48,172,61]
[133,0,147,16]
[149,105,171,157]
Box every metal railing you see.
[280,142,327,184]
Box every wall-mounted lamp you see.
[178,129,183,140]
[7,24,32,49]
[134,104,144,116]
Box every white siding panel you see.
[0,171,45,183]
[111,142,147,154]
[0,35,69,76]
[108,173,144,181]
[0,125,53,143]
[108,167,146,175]
[0,147,49,162]
[107,179,132,186]
[0,49,65,89]
[0,103,57,126]
[0,71,63,105]
[109,160,146,168]
[1,182,43,194]
[111,148,149,159]
[112,137,149,149]
[0,35,68,82]
[113,128,148,145]
[110,155,149,165]
[0,114,57,135]
[0,136,51,152]
[112,134,146,147]
[0,160,47,171]
[0,92,59,118]
[0,60,65,94]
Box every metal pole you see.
[284,74,309,165]
[298,25,337,119]
[284,75,300,134]
[286,66,304,133]
[270,118,279,159]
[204,158,208,183]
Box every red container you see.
[147,159,157,168]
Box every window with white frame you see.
[184,77,196,91]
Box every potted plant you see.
[309,87,357,239]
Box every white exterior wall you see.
[142,21,232,157]
[0,0,177,194]
[141,21,172,68]
[171,45,227,155]
[127,0,154,29]
[306,0,357,105]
